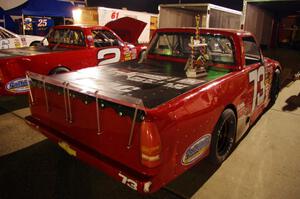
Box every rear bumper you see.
[25,116,156,193]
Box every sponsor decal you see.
[58,141,77,157]
[1,39,10,49]
[182,134,211,165]
[237,102,245,111]
[14,39,21,48]
[5,78,29,93]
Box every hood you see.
[105,17,146,44]
[23,35,44,40]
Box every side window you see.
[92,30,120,47]
[68,30,85,46]
[0,29,15,39]
[47,29,85,46]
[243,37,261,66]
[0,30,5,39]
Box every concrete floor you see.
[0,48,299,199]
[192,80,300,199]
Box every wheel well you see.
[224,104,237,120]
[30,41,41,46]
[48,66,71,75]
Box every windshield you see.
[91,30,120,47]
[148,32,235,65]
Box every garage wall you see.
[245,4,274,47]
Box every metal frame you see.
[159,3,242,15]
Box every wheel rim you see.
[216,116,234,157]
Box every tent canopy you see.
[5,0,74,17]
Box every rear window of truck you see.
[242,36,262,65]
[148,32,235,65]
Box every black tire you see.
[270,69,281,105]
[49,67,70,75]
[30,41,42,47]
[209,109,236,165]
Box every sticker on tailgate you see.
[5,78,29,93]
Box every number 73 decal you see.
[249,66,265,113]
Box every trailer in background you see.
[241,0,275,48]
[158,3,242,29]
[72,7,158,43]
[241,0,300,48]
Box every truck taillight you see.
[140,121,161,168]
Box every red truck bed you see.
[25,60,230,193]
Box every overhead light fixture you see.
[72,9,82,24]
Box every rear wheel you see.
[209,109,236,165]
[270,69,281,105]
[49,67,70,75]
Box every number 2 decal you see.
[249,66,265,113]
[97,48,121,65]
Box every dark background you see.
[87,0,244,13]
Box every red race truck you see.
[25,28,281,193]
[0,17,147,95]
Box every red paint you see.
[25,28,281,193]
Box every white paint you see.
[143,181,152,193]
[118,172,138,191]
[0,27,45,49]
[249,66,265,113]
[97,48,121,65]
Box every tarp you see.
[4,0,74,17]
